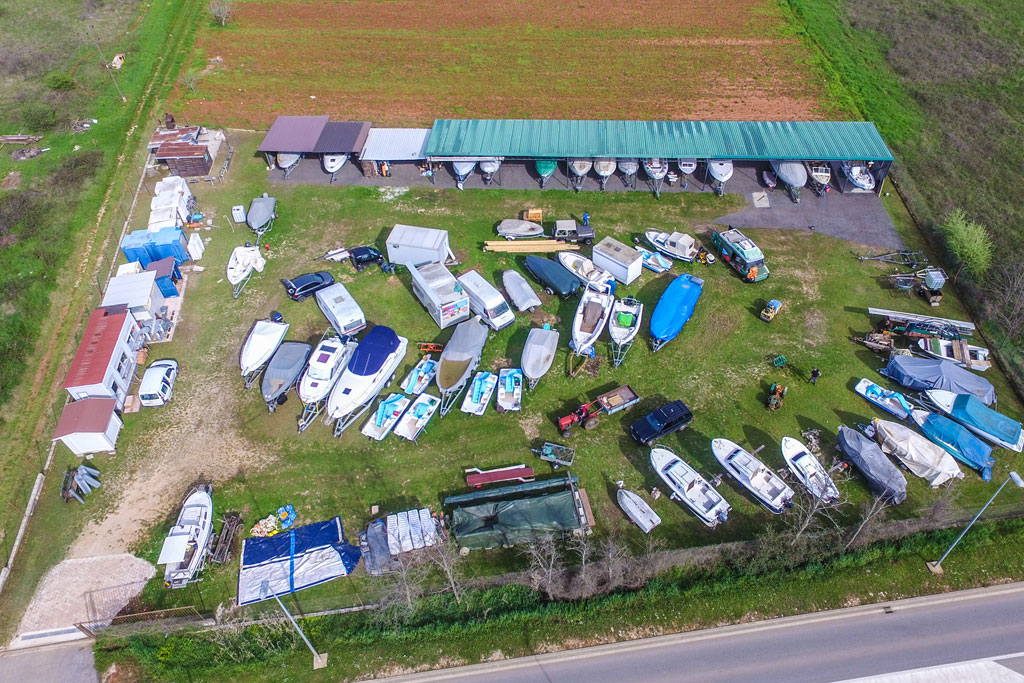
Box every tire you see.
[545,287,554,296]
[561,429,572,438]
[297,295,306,302]
[583,417,599,431]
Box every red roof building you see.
[52,397,123,455]
[63,305,142,409]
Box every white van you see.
[456,270,515,331]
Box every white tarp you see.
[187,232,205,261]
[871,418,963,487]
[157,531,189,565]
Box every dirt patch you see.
[529,308,559,327]
[519,413,542,441]
[804,309,827,346]
[0,170,21,190]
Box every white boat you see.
[227,245,266,286]
[497,219,544,240]
[569,287,614,357]
[594,158,617,189]
[569,158,593,177]
[916,337,991,372]
[618,158,639,176]
[479,158,501,174]
[807,162,831,186]
[496,368,523,413]
[298,334,356,405]
[436,316,489,416]
[781,436,840,504]
[650,446,731,528]
[712,438,794,513]
[854,377,913,420]
[452,160,476,189]
[677,159,697,175]
[869,418,964,488]
[644,229,698,262]
[770,160,808,188]
[608,297,643,347]
[708,160,734,182]
[635,245,672,273]
[840,161,876,191]
[360,393,410,441]
[401,355,438,395]
[394,393,440,441]
[460,371,497,415]
[322,153,347,174]
[521,327,559,389]
[276,152,301,170]
[158,486,213,589]
[924,389,1024,452]
[617,488,662,533]
[240,320,289,381]
[642,158,669,180]
[502,270,542,312]
[557,251,612,290]
[328,326,409,422]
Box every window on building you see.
[116,353,132,380]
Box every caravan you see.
[456,270,515,331]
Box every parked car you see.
[629,400,693,446]
[281,271,335,301]
[139,360,179,407]
[553,219,595,245]
[524,255,579,298]
[350,245,384,272]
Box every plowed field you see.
[179,0,830,127]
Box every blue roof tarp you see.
[881,356,995,406]
[650,274,703,344]
[237,517,361,606]
[916,412,995,481]
[837,426,907,503]
[347,326,401,377]
[950,394,1022,450]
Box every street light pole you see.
[928,471,1023,574]
[260,580,328,670]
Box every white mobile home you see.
[592,236,643,284]
[386,224,456,267]
[101,271,166,327]
[63,305,144,410]
[315,282,367,336]
[456,270,515,331]
[409,262,470,329]
[52,397,123,456]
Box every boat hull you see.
[708,160,734,183]
[712,437,793,513]
[322,154,347,173]
[608,298,643,346]
[650,446,730,528]
[570,288,614,356]
[617,489,661,533]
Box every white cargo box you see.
[386,224,456,267]
[592,236,643,284]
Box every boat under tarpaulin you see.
[912,409,995,481]
[650,274,703,350]
[869,418,963,487]
[836,426,907,503]
[521,327,559,389]
[925,390,1023,452]
[770,160,808,187]
[881,356,996,406]
[450,490,582,549]
[237,517,360,605]
[436,316,489,415]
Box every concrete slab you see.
[0,641,98,682]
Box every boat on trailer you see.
[617,488,661,533]
[322,153,347,180]
[854,377,913,420]
[569,287,614,358]
[535,159,557,188]
[496,219,545,240]
[436,316,489,416]
[521,327,559,390]
[557,251,612,291]
[328,326,409,435]
[227,245,266,298]
[840,161,876,191]
[503,270,542,312]
[923,389,1023,453]
[644,229,699,262]
[643,159,669,197]
[460,371,497,415]
[770,160,807,203]
[276,152,301,172]
[360,393,410,441]
[618,158,640,187]
[401,355,438,395]
[781,436,839,504]
[916,337,991,372]
[394,393,440,442]
[594,158,617,189]
[712,438,794,513]
[650,446,731,528]
[911,409,995,481]
[807,161,831,196]
[568,158,593,191]
[159,485,213,589]
[496,368,523,413]
[262,341,312,412]
[479,158,501,185]
[452,160,476,190]
[650,274,703,351]
[635,245,672,273]
[608,297,643,367]
[240,319,289,388]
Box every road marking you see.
[835,651,1024,682]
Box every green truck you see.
[711,227,770,282]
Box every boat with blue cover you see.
[911,409,996,481]
[650,273,703,351]
[328,325,409,435]
[854,378,913,420]
[361,393,410,441]
[923,390,1023,453]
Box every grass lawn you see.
[107,132,1024,621]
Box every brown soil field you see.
[179,0,830,127]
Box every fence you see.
[76,605,207,639]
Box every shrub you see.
[19,102,58,131]
[44,71,75,91]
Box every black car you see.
[350,245,384,272]
[629,400,693,446]
[524,255,580,298]
[281,271,334,302]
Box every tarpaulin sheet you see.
[450,490,581,549]
[951,394,1022,449]
[913,410,995,482]
[871,418,963,487]
[882,356,995,405]
[837,426,907,503]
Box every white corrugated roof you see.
[388,224,448,250]
[102,271,157,308]
[359,128,431,161]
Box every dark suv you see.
[281,271,335,301]
[629,400,693,446]
[350,246,384,272]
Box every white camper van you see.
[456,270,515,331]
[315,282,367,336]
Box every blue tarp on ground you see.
[881,356,996,405]
[837,426,907,503]
[950,394,1022,450]
[347,326,401,377]
[237,517,361,606]
[650,274,703,344]
[917,412,995,482]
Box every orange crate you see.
[522,208,543,222]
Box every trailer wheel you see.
[561,429,572,438]
[545,287,554,296]
[584,417,599,431]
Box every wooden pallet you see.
[211,513,242,564]
[483,240,579,253]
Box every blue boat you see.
[854,378,913,420]
[650,274,703,351]
[925,389,1023,452]
[911,409,995,481]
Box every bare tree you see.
[179,72,200,92]
[925,478,961,527]
[845,495,890,550]
[374,553,428,624]
[984,256,1024,350]
[784,468,851,546]
[568,534,596,597]
[597,534,629,590]
[426,539,465,605]
[521,537,564,600]
[634,534,669,583]
[209,0,235,27]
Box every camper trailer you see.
[409,263,470,329]
[385,224,456,267]
[457,270,515,331]
[315,282,366,336]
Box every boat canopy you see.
[650,274,703,342]
[837,426,907,503]
[348,326,401,376]
[950,393,1022,446]
[871,419,963,487]
[882,356,996,405]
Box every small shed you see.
[101,270,164,322]
[592,237,643,284]
[386,224,456,267]
[358,128,431,177]
[148,126,201,151]
[155,142,212,177]
[52,398,123,456]
[145,256,181,298]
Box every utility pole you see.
[260,580,328,670]
[86,24,127,103]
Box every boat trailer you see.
[858,250,928,269]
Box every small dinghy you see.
[298,334,356,405]
[402,355,438,395]
[854,377,913,421]
[762,170,778,190]
[535,159,557,188]
[677,159,697,175]
[496,368,523,413]
[322,153,347,174]
[868,418,964,487]
[781,436,840,504]
[650,273,703,351]
[644,229,699,262]
[635,245,672,273]
[911,409,995,481]
[569,287,614,357]
[617,488,661,533]
[712,438,794,513]
[497,219,545,240]
[246,194,277,236]
[452,160,476,190]
[240,319,289,387]
[521,327,559,390]
[557,251,612,291]
[461,371,497,416]
[923,389,1023,452]
[503,270,542,312]
[361,393,410,441]
[159,485,213,589]
[807,162,831,196]
[594,158,617,189]
[650,446,731,528]
[608,296,643,367]
[262,342,313,412]
[394,393,440,442]
[916,337,991,372]
[227,245,266,298]
[840,161,876,191]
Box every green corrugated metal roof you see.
[425,120,893,162]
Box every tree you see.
[597,534,628,590]
[179,72,200,93]
[784,467,850,546]
[845,495,891,550]
[209,0,235,27]
[567,534,596,597]
[425,539,465,605]
[939,208,992,281]
[521,537,564,600]
[984,256,1024,350]
[374,553,427,625]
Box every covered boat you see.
[276,152,301,171]
[246,194,277,235]
[535,159,557,188]
[770,160,808,188]
[840,161,876,191]
[916,337,991,372]
[496,368,523,412]
[524,255,580,298]
[781,437,840,504]
[881,356,996,405]
[394,393,440,442]
[854,377,913,420]
[361,393,410,441]
[617,488,661,533]
[618,158,640,187]
[502,270,542,312]
[594,158,617,189]
[636,245,672,273]
[240,319,289,386]
[911,409,995,481]
[262,342,313,412]
[836,426,907,503]
[569,158,593,177]
[869,418,963,487]
[924,389,1023,452]
[609,296,643,367]
[497,219,544,240]
[677,159,697,175]
[461,371,497,415]
[436,316,489,416]
[328,326,409,430]
[401,355,438,395]
[712,438,794,513]
[650,273,703,351]
[644,229,699,262]
[521,327,559,389]
[452,160,476,188]
[159,486,213,589]
[569,287,614,357]
[650,446,731,528]
[557,251,612,291]
[227,245,266,298]
[298,334,355,405]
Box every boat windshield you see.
[487,302,510,319]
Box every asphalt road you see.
[386,583,1024,683]
[0,640,98,683]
